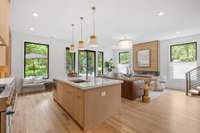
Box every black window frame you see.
[24,42,49,79]
[98,51,104,75]
[170,42,197,62]
[119,51,129,64]
[78,50,96,76]
[66,47,76,72]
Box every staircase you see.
[186,66,200,95]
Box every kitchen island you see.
[53,77,123,131]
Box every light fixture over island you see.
[53,77,123,131]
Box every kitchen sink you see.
[0,87,5,94]
[70,79,89,83]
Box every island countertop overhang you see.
[53,77,123,90]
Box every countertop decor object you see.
[53,77,122,131]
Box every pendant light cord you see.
[71,24,74,44]
[92,6,96,35]
[80,17,83,40]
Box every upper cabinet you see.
[0,0,10,46]
[133,41,160,72]
[0,0,10,75]
[0,46,7,66]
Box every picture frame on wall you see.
[137,49,151,67]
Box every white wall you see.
[11,31,111,80]
[112,48,133,73]
[11,31,67,79]
[112,34,200,90]
[160,34,200,90]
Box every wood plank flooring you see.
[13,90,200,133]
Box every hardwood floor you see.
[13,90,200,133]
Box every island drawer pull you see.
[77,95,82,99]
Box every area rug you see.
[149,89,168,99]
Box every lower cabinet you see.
[54,81,84,126]
[54,81,121,131]
[74,89,84,125]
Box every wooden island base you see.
[53,80,121,131]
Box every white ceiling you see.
[11,0,200,47]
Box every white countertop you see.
[0,77,15,87]
[54,77,123,90]
[0,77,15,100]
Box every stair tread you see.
[189,89,200,94]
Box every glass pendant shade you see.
[69,24,76,53]
[89,6,98,47]
[89,35,98,47]
[78,17,85,49]
[69,44,75,53]
[78,40,85,49]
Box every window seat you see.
[21,79,54,94]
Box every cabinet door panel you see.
[0,46,6,66]
[0,0,10,45]
[74,89,84,125]
[56,82,64,104]
[62,84,74,116]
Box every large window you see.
[78,50,96,76]
[170,42,197,79]
[66,48,75,72]
[98,51,104,75]
[119,52,129,64]
[24,42,49,79]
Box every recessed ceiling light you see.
[30,27,35,31]
[157,12,165,16]
[176,31,181,34]
[32,13,39,17]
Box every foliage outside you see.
[79,51,96,76]
[119,52,129,64]
[98,52,103,75]
[66,49,75,73]
[25,43,48,78]
[171,43,196,62]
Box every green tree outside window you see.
[24,42,49,78]
[119,52,129,64]
[66,48,75,72]
[98,51,104,75]
[170,42,197,62]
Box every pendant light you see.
[78,17,85,49]
[89,6,98,47]
[69,24,76,53]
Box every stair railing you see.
[186,66,200,95]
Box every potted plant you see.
[105,59,115,75]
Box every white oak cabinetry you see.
[0,0,10,46]
[0,0,11,75]
[0,46,6,66]
[54,80,121,131]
